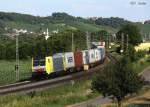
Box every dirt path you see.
[67,97,112,107]
[141,66,150,82]
[125,89,150,105]
[67,66,150,107]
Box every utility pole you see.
[72,33,74,52]
[106,33,109,49]
[86,31,91,50]
[114,33,117,43]
[108,33,111,49]
[16,33,19,81]
[121,33,124,54]
[126,34,129,51]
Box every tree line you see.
[0,30,88,60]
[0,12,133,34]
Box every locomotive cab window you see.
[39,59,45,66]
[33,59,45,66]
[33,60,39,66]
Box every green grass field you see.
[132,55,150,74]
[0,80,99,107]
[0,60,32,85]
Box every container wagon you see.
[32,47,105,78]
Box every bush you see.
[91,57,144,107]
[135,50,146,61]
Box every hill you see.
[0,12,150,35]
[0,12,117,34]
[90,17,131,28]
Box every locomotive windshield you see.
[33,59,45,66]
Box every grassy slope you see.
[5,20,117,33]
[0,60,31,85]
[110,51,150,74]
[132,55,150,74]
[0,80,99,107]
[137,23,150,34]
[66,21,117,33]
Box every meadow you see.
[135,43,150,51]
[133,55,150,74]
[0,80,99,107]
[0,59,32,85]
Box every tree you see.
[117,24,142,47]
[91,30,108,42]
[94,17,130,28]
[91,57,144,107]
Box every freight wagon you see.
[32,47,105,78]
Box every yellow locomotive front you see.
[32,56,54,78]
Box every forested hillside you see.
[0,12,149,34]
[91,17,131,28]
[0,12,149,60]
[0,12,117,34]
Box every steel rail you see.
[0,62,106,95]
[0,54,115,96]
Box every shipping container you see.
[98,46,105,60]
[74,51,83,70]
[89,49,96,63]
[94,49,101,62]
[53,53,64,72]
[82,50,89,65]
[64,52,75,69]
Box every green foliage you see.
[91,57,144,107]
[135,50,146,61]
[125,45,136,62]
[0,80,99,107]
[91,30,109,42]
[117,24,142,46]
[0,12,116,33]
[125,45,147,62]
[137,23,150,34]
[94,17,131,28]
[0,30,87,59]
[0,60,31,85]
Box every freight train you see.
[32,46,105,78]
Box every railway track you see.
[106,52,118,64]
[0,63,105,95]
[0,53,116,96]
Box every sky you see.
[0,0,149,22]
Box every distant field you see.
[135,43,150,51]
[0,60,32,85]
[6,20,117,33]
[66,21,117,33]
